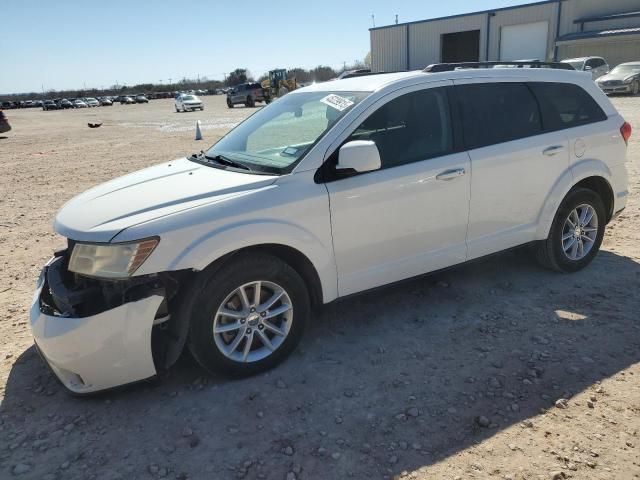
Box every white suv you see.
[31,65,631,394]
[562,56,610,80]
[175,94,203,112]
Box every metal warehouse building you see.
[370,0,640,71]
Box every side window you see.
[345,87,453,169]
[456,83,542,149]
[528,82,607,131]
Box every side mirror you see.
[336,140,381,174]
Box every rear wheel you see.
[187,253,310,376]
[227,98,234,108]
[535,188,606,273]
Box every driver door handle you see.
[436,168,466,181]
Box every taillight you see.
[621,122,632,145]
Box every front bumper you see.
[598,84,632,94]
[30,256,164,394]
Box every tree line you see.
[2,59,370,101]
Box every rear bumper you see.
[29,257,163,394]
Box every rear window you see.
[456,83,542,149]
[528,82,607,131]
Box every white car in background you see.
[562,56,609,80]
[72,99,88,108]
[175,94,203,112]
[31,64,630,394]
[84,97,100,107]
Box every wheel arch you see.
[537,160,614,239]
[202,243,325,308]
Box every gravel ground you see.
[0,96,638,480]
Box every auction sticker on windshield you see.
[320,94,354,112]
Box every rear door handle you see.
[436,168,466,181]
[543,145,566,156]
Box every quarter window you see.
[456,83,542,149]
[528,82,607,131]
[345,87,453,169]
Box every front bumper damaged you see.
[30,255,166,394]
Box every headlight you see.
[624,78,633,84]
[68,238,159,278]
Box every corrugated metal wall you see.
[558,0,640,36]
[371,26,408,72]
[408,14,486,69]
[370,0,640,72]
[558,37,640,67]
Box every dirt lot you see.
[0,96,638,480]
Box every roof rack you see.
[423,61,575,73]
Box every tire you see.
[175,105,179,112]
[187,253,310,377]
[535,187,606,273]
[227,98,234,109]
[633,81,639,96]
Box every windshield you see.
[565,60,585,70]
[611,65,640,75]
[182,95,195,101]
[204,91,369,174]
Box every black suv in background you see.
[226,82,269,108]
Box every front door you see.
[325,84,471,296]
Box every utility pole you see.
[371,14,375,28]
[395,14,398,25]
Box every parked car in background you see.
[226,82,268,108]
[99,97,113,106]
[0,110,10,134]
[337,68,372,80]
[58,99,74,109]
[73,99,88,108]
[135,95,149,104]
[43,100,58,111]
[83,98,99,107]
[120,96,135,104]
[562,56,609,80]
[1,101,17,109]
[29,65,630,393]
[175,94,203,112]
[596,62,640,95]
[34,100,44,108]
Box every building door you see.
[441,30,480,63]
[500,21,549,61]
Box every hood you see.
[598,71,635,83]
[55,157,278,242]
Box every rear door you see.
[453,80,570,259]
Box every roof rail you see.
[423,61,575,73]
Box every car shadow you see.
[1,250,639,479]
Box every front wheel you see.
[535,187,606,273]
[187,253,310,377]
[227,98,234,108]
[632,81,639,96]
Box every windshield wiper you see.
[191,151,251,171]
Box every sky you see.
[1,0,536,94]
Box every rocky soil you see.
[0,96,638,479]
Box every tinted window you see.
[456,83,542,149]
[345,87,453,169]
[529,82,607,131]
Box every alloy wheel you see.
[213,281,293,363]
[561,204,598,261]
